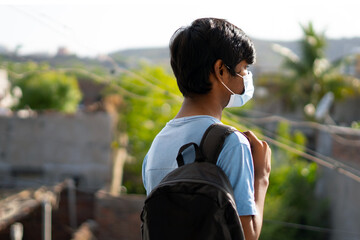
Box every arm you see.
[240,131,271,240]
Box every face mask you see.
[220,71,254,108]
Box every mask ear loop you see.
[225,63,247,78]
[219,80,235,95]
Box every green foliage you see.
[271,22,360,111]
[351,121,360,129]
[15,71,82,113]
[105,64,182,193]
[260,121,330,240]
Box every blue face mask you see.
[220,71,254,108]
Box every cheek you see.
[232,78,244,94]
[239,79,245,94]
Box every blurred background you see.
[1,1,360,240]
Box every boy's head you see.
[170,18,256,97]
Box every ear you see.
[213,59,226,81]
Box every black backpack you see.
[141,123,245,240]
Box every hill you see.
[1,37,359,75]
[110,37,360,73]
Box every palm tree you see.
[272,22,360,113]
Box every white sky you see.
[1,0,360,57]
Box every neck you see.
[175,94,223,120]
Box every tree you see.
[15,71,82,113]
[104,64,182,193]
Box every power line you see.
[6,56,360,183]
[224,111,360,183]
[6,5,183,103]
[107,61,182,101]
[7,5,360,184]
[13,6,180,97]
[230,111,360,166]
[8,5,98,54]
[2,65,149,100]
[264,219,360,237]
[239,109,360,146]
[6,5,360,237]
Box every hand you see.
[243,131,271,180]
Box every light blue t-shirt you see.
[142,115,257,216]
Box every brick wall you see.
[94,192,145,240]
[0,184,95,240]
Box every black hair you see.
[169,18,256,97]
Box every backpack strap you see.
[176,142,202,167]
[199,123,237,164]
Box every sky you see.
[1,0,360,57]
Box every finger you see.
[243,131,261,144]
[261,140,269,148]
[243,130,256,140]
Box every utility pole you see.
[10,222,23,240]
[42,193,52,240]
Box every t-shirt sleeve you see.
[142,154,148,193]
[217,132,257,216]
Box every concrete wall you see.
[0,112,113,190]
[332,96,360,126]
[316,127,360,240]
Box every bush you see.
[260,122,330,240]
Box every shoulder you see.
[216,129,253,169]
[223,130,251,151]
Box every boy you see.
[142,18,271,240]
